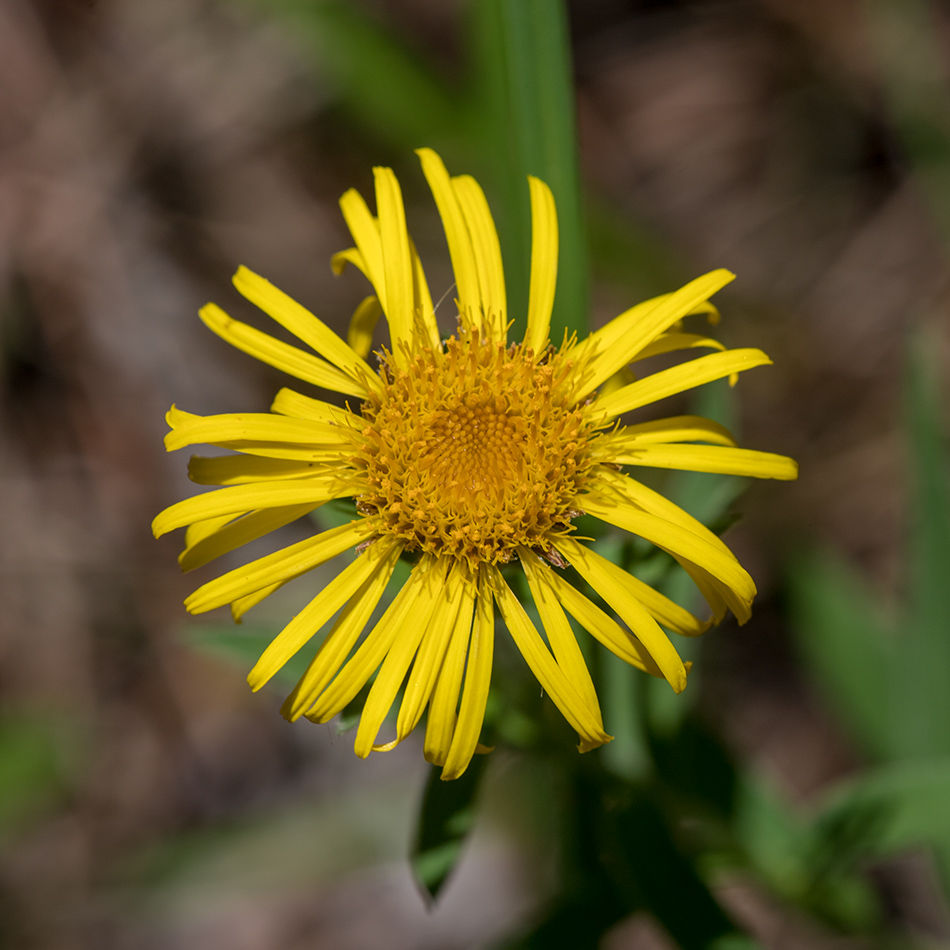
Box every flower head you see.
[153,149,797,779]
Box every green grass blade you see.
[471,0,587,340]
[901,330,950,757]
[246,0,467,155]
[790,551,896,760]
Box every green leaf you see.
[411,753,488,902]
[248,0,466,155]
[900,331,950,757]
[471,0,587,340]
[605,791,740,949]
[819,759,950,858]
[789,552,896,760]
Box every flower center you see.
[355,330,598,567]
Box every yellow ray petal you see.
[232,582,283,622]
[631,332,725,362]
[183,519,373,615]
[525,176,558,356]
[199,304,366,398]
[416,148,481,329]
[441,568,495,780]
[423,575,477,766]
[248,539,401,691]
[553,538,687,693]
[492,567,611,751]
[152,475,360,538]
[305,555,439,723]
[374,166,414,359]
[580,494,756,624]
[330,247,368,279]
[179,503,316,572]
[595,348,772,421]
[269,388,361,427]
[233,267,377,388]
[535,558,665,676]
[347,296,383,360]
[594,416,737,451]
[574,270,735,400]
[187,456,331,486]
[452,174,506,340]
[184,512,235,550]
[394,562,472,747]
[409,236,440,349]
[281,554,399,721]
[553,538,708,638]
[519,549,602,723]
[592,467,737,562]
[353,559,450,757]
[165,411,353,453]
[338,189,387,309]
[610,443,799,479]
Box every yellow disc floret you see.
[355,328,600,568]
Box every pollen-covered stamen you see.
[356,329,602,568]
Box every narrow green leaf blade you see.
[902,331,950,757]
[472,0,587,341]
[789,551,896,760]
[247,0,466,154]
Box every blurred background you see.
[2,0,950,947]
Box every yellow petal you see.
[452,174,506,340]
[525,176,557,356]
[555,539,707,641]
[631,332,725,362]
[609,443,799,479]
[233,267,377,388]
[441,567,495,780]
[580,493,756,624]
[269,388,361,427]
[595,417,737,453]
[281,555,399,721]
[409,235,440,349]
[555,538,686,692]
[330,247,368,279]
[397,562,473,745]
[165,411,353,453]
[423,574,477,766]
[347,296,383,360]
[596,348,772,420]
[199,303,366,398]
[339,189,387,309]
[184,512,234,550]
[416,148,481,329]
[232,582,283,622]
[152,474,360,538]
[519,549,602,727]
[574,270,735,400]
[248,539,401,691]
[373,166,414,359]
[187,455,331,486]
[305,555,438,723]
[179,503,316,572]
[534,557,665,676]
[492,567,611,751]
[184,519,373,615]
[353,559,449,757]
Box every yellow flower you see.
[153,149,797,779]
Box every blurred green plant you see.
[789,329,950,899]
